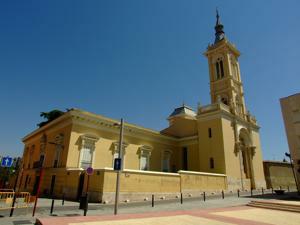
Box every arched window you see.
[215,58,225,79]
[221,96,228,105]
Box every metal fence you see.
[0,190,31,210]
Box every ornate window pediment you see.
[112,141,129,154]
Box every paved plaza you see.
[0,191,299,225]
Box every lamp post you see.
[114,118,124,215]
[285,152,300,194]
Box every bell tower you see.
[204,10,247,118]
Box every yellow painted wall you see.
[103,170,180,193]
[251,130,266,188]
[197,118,226,174]
[67,123,178,172]
[179,171,227,192]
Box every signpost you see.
[1,156,13,167]
[82,167,93,216]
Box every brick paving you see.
[37,206,300,225]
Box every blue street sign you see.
[114,158,122,171]
[1,156,13,167]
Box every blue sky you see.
[0,0,299,161]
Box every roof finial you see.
[216,8,220,25]
[214,8,225,44]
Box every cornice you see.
[22,114,72,143]
[204,39,240,57]
[197,106,260,131]
[70,109,179,146]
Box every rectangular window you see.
[80,148,93,169]
[182,148,188,170]
[140,155,149,171]
[208,128,212,138]
[39,154,45,168]
[215,62,220,79]
[210,157,214,169]
[220,60,224,77]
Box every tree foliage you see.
[37,109,65,127]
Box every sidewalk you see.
[0,191,299,225]
[37,205,300,225]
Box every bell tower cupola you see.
[214,9,225,43]
[204,10,247,119]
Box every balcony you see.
[198,102,230,114]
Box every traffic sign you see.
[1,156,13,167]
[86,167,94,175]
[114,158,122,170]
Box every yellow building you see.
[17,13,266,202]
[280,93,300,191]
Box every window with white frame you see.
[112,141,128,169]
[53,134,64,168]
[139,145,152,171]
[79,135,99,169]
[162,150,172,172]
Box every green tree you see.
[37,109,65,127]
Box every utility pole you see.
[114,118,124,215]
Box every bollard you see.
[62,193,65,205]
[237,189,240,198]
[288,186,290,192]
[180,193,183,204]
[203,192,206,202]
[262,187,264,195]
[280,186,282,190]
[50,199,55,214]
[9,193,17,217]
[271,187,274,194]
[251,188,253,196]
[221,190,224,199]
[83,193,88,216]
[152,194,154,207]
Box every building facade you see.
[280,93,300,191]
[17,13,266,202]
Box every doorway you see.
[77,173,85,200]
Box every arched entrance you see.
[238,128,256,189]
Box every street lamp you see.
[285,152,300,194]
[114,118,124,215]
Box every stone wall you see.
[263,161,296,189]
